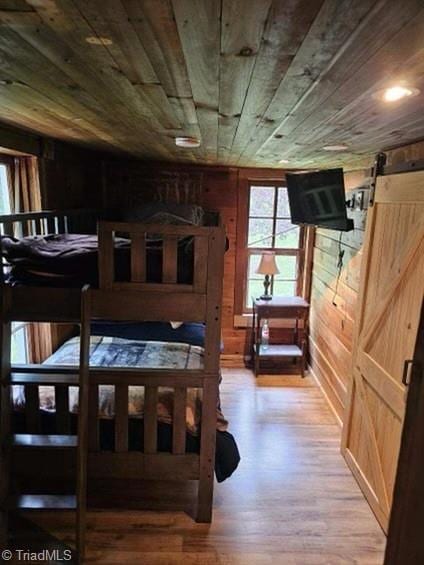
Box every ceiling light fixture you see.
[175,136,201,148]
[322,144,349,151]
[373,84,420,103]
[85,36,113,46]
[279,159,290,164]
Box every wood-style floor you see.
[11,370,386,564]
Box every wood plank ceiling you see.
[0,0,423,169]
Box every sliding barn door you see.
[342,170,424,531]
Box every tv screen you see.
[286,168,354,231]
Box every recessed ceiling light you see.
[322,144,349,151]
[279,159,290,164]
[175,136,201,148]
[373,85,420,103]
[85,36,113,46]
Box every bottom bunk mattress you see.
[12,335,240,482]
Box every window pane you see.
[277,187,290,217]
[0,164,11,215]
[273,280,296,296]
[275,219,300,248]
[248,218,273,248]
[275,256,297,280]
[246,279,266,306]
[249,186,275,217]
[11,324,28,363]
[248,254,265,278]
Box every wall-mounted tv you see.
[285,168,354,231]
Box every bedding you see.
[1,202,207,286]
[12,335,228,435]
[12,411,239,482]
[11,334,240,481]
[91,321,206,347]
[1,233,194,287]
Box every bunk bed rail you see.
[11,365,215,479]
[98,220,214,294]
[0,208,99,237]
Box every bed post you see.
[76,285,91,562]
[0,286,11,547]
[196,226,226,523]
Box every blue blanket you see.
[91,321,205,347]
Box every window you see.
[0,164,11,214]
[12,322,28,363]
[0,158,29,362]
[246,185,302,308]
[235,174,308,317]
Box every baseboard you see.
[220,354,245,367]
[309,364,343,427]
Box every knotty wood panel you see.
[0,1,423,168]
[309,170,368,422]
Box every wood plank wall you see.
[102,160,292,364]
[40,142,103,210]
[0,122,104,210]
[309,170,368,423]
[3,121,424,375]
[310,139,424,424]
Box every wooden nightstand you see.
[252,296,309,377]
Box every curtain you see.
[11,156,52,364]
[12,156,42,213]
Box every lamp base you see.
[259,274,272,301]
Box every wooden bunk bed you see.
[0,209,227,562]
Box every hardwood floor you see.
[10,369,386,564]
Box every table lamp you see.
[256,252,280,300]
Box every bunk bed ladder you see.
[0,287,91,563]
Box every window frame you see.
[235,171,310,318]
[0,155,13,213]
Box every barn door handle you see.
[402,359,414,386]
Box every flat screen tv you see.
[286,168,354,231]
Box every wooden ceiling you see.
[0,0,423,169]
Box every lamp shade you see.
[255,253,280,275]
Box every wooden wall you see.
[4,121,423,375]
[309,170,368,423]
[40,142,103,210]
[103,160,290,362]
[0,122,104,210]
[310,139,424,424]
